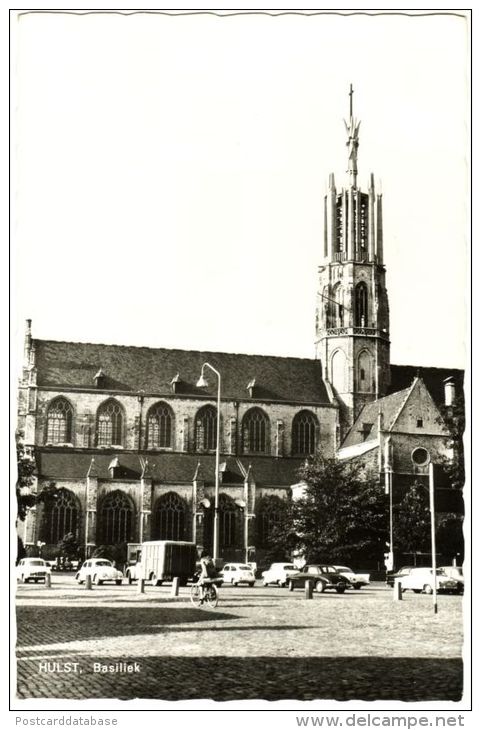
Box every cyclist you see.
[198,555,217,584]
[193,555,220,606]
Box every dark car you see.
[287,564,350,593]
[386,566,415,587]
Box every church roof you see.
[33,339,332,405]
[341,386,412,448]
[36,449,305,487]
[389,364,464,406]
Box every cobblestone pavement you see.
[15,577,464,702]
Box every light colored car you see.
[220,563,256,587]
[16,557,51,583]
[397,567,460,594]
[75,558,123,585]
[439,566,464,593]
[125,562,142,584]
[334,565,370,589]
[262,562,298,587]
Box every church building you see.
[16,90,463,567]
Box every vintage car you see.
[395,567,461,594]
[16,558,51,583]
[386,566,416,587]
[333,565,370,589]
[220,563,256,587]
[75,558,123,585]
[287,564,350,593]
[261,562,298,587]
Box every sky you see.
[12,10,469,370]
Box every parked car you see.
[220,563,256,586]
[261,562,298,587]
[333,565,370,589]
[396,567,460,594]
[75,559,123,585]
[287,564,350,593]
[16,558,51,583]
[439,565,464,592]
[125,561,142,584]
[386,566,415,587]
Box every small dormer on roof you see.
[246,378,256,398]
[109,456,120,478]
[171,373,181,394]
[94,369,106,388]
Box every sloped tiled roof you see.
[34,339,331,404]
[341,386,412,448]
[390,364,464,406]
[36,449,305,487]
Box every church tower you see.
[315,86,390,432]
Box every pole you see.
[213,371,221,562]
[429,462,438,614]
[201,363,221,563]
[389,468,394,571]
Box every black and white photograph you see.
[11,8,471,718]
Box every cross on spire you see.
[344,83,361,188]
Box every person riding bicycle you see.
[198,555,217,586]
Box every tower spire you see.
[344,84,361,188]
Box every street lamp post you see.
[196,362,221,563]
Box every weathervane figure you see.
[344,83,361,187]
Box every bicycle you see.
[190,579,220,608]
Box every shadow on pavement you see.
[16,606,238,647]
[17,655,463,702]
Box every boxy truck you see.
[140,541,197,586]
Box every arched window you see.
[355,282,368,326]
[332,283,344,327]
[331,349,346,393]
[43,488,79,544]
[292,410,318,456]
[257,495,286,547]
[219,494,236,549]
[147,402,173,449]
[153,492,187,541]
[46,397,73,444]
[96,399,124,447]
[194,405,217,452]
[357,350,373,393]
[99,490,134,544]
[242,408,270,454]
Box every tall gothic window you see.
[332,283,344,327]
[153,492,186,541]
[99,490,134,544]
[257,495,286,547]
[292,410,318,456]
[147,402,173,449]
[43,488,79,544]
[355,282,368,326]
[242,408,270,454]
[194,405,217,452]
[219,494,236,549]
[46,397,73,444]
[96,399,124,447]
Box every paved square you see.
[15,577,463,702]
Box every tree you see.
[393,481,431,558]
[437,396,465,492]
[16,436,37,522]
[268,457,388,566]
[57,532,80,560]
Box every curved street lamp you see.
[196,362,221,562]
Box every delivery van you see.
[140,540,197,586]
